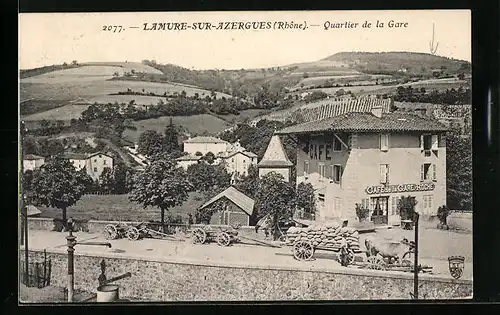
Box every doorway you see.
[370,196,389,225]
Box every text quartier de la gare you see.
[323,21,359,30]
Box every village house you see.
[183,136,230,156]
[23,154,45,172]
[63,152,114,180]
[216,141,258,181]
[176,154,203,170]
[273,105,448,225]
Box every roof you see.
[63,151,113,160]
[176,154,203,161]
[183,136,229,144]
[199,186,255,216]
[257,135,293,167]
[26,205,42,217]
[222,150,258,159]
[24,154,44,160]
[63,152,88,160]
[276,112,448,135]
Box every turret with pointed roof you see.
[257,133,293,182]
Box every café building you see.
[276,105,448,225]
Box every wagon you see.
[103,221,184,242]
[292,239,357,267]
[191,225,240,246]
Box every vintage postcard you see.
[19,10,472,302]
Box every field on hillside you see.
[21,79,230,102]
[213,109,269,124]
[123,114,231,142]
[83,94,167,105]
[296,74,393,88]
[22,104,91,121]
[36,193,205,222]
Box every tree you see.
[295,182,316,216]
[31,156,87,226]
[254,172,296,240]
[129,158,192,232]
[98,167,114,194]
[446,132,472,209]
[76,167,94,194]
[397,196,418,221]
[234,164,259,199]
[204,152,216,164]
[111,163,128,194]
[137,130,164,157]
[163,118,181,154]
[186,163,231,193]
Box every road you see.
[24,229,473,281]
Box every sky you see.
[19,10,471,70]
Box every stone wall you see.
[23,249,472,301]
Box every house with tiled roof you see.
[216,141,258,182]
[62,151,114,180]
[183,136,230,156]
[23,154,45,172]
[275,105,448,224]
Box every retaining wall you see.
[22,249,472,301]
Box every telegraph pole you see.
[20,120,29,286]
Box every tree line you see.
[393,86,471,105]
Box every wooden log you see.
[238,235,282,248]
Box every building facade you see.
[23,154,45,172]
[176,154,203,170]
[183,136,230,156]
[64,152,114,180]
[257,135,293,182]
[277,107,448,225]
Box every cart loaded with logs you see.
[103,221,184,242]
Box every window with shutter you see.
[431,135,438,150]
[333,165,342,183]
[420,164,424,181]
[380,164,389,184]
[391,197,396,215]
[304,161,309,177]
[380,134,389,151]
[318,163,325,181]
[432,164,437,181]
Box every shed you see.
[199,186,255,226]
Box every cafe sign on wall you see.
[365,183,435,195]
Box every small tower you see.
[257,134,293,182]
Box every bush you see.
[398,196,417,221]
[437,205,450,229]
[355,203,370,222]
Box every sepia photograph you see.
[18,10,472,302]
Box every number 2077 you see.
[102,25,123,33]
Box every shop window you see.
[379,134,390,152]
[380,164,389,184]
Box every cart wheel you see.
[216,232,231,247]
[293,241,315,261]
[126,227,140,241]
[401,250,414,266]
[192,228,207,244]
[367,256,385,270]
[103,224,118,240]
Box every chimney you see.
[371,105,383,118]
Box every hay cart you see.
[191,225,240,246]
[103,221,184,242]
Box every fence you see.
[20,249,51,288]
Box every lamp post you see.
[66,218,111,302]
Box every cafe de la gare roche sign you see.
[365,182,435,195]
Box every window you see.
[379,134,389,151]
[333,165,343,183]
[423,195,434,215]
[304,161,310,177]
[94,159,97,162]
[318,163,325,181]
[421,163,437,181]
[93,167,97,172]
[391,196,400,215]
[103,160,106,165]
[333,137,342,151]
[380,164,389,184]
[421,134,438,152]
[318,193,325,202]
